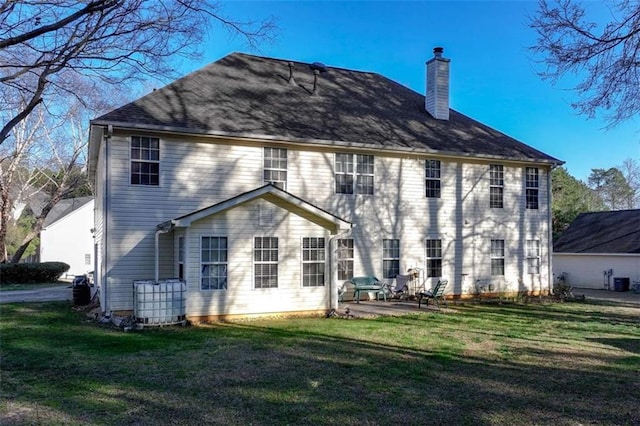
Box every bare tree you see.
[530,0,640,127]
[619,157,640,208]
[0,0,277,147]
[0,1,276,262]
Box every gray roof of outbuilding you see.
[554,210,640,254]
[44,197,93,228]
[93,52,560,163]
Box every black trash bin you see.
[72,275,91,305]
[613,277,630,292]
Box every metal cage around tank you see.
[133,279,187,328]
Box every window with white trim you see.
[383,239,400,279]
[264,147,287,190]
[335,153,374,195]
[425,239,442,278]
[336,238,354,281]
[84,253,91,265]
[491,239,505,276]
[201,237,227,290]
[489,164,504,208]
[526,239,540,274]
[526,167,539,209]
[131,136,159,185]
[254,237,278,288]
[425,160,441,198]
[302,237,325,287]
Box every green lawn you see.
[1,301,639,425]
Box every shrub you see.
[0,262,70,284]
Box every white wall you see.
[40,200,95,277]
[554,253,640,289]
[100,131,553,312]
[185,199,331,317]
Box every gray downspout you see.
[547,167,554,296]
[155,222,174,282]
[103,125,112,314]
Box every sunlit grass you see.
[1,301,639,425]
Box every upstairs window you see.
[425,160,441,198]
[526,239,540,274]
[131,136,159,186]
[425,239,442,278]
[336,238,354,281]
[489,164,504,208]
[302,237,325,287]
[526,167,539,209]
[254,237,278,289]
[356,154,375,195]
[335,153,374,195]
[490,239,505,276]
[382,239,400,279]
[264,147,287,190]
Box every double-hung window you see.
[382,239,400,279]
[264,147,287,190]
[254,237,278,288]
[490,239,505,276]
[302,237,325,287]
[526,239,540,274]
[335,153,374,195]
[425,160,441,198]
[201,237,227,290]
[131,136,159,185]
[489,164,504,208]
[425,239,442,278]
[336,238,354,281]
[526,167,539,209]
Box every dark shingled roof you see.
[44,197,93,228]
[554,210,640,254]
[93,52,560,164]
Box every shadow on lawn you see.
[2,302,640,425]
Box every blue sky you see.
[179,1,639,182]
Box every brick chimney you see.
[425,47,450,120]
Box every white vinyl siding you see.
[99,132,553,312]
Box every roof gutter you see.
[89,120,565,167]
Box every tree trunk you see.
[0,181,11,263]
[10,192,62,263]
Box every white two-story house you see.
[88,48,562,321]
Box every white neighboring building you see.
[40,197,95,277]
[553,210,640,289]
